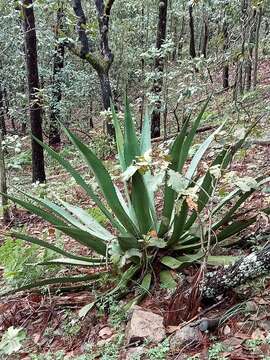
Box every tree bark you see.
[202,243,270,299]
[245,10,257,91]
[189,4,196,58]
[98,71,114,136]
[222,20,229,90]
[22,0,46,183]
[201,17,208,58]
[49,5,65,148]
[253,6,263,89]
[151,0,168,139]
[0,86,6,136]
[0,131,10,225]
[70,0,115,136]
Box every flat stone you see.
[170,325,200,351]
[125,346,145,360]
[125,306,165,344]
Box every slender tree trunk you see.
[0,86,6,136]
[201,17,208,58]
[253,6,263,89]
[49,5,65,149]
[177,16,185,59]
[151,0,168,139]
[189,4,196,58]
[22,0,46,183]
[0,131,9,225]
[98,71,114,136]
[3,88,16,132]
[245,10,257,91]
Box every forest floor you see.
[0,66,270,359]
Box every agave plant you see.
[3,98,270,299]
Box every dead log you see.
[202,244,270,299]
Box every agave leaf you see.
[79,301,96,318]
[118,234,139,251]
[212,190,257,231]
[32,135,124,233]
[3,193,66,227]
[183,133,253,233]
[177,97,211,172]
[212,176,270,217]
[123,97,140,166]
[140,111,151,155]
[0,274,101,297]
[130,172,155,234]
[158,120,190,237]
[17,190,113,242]
[56,225,107,256]
[110,100,126,171]
[160,270,177,289]
[169,200,189,244]
[58,199,114,241]
[123,273,152,311]
[38,258,104,267]
[62,128,139,237]
[161,256,183,269]
[185,122,225,180]
[140,273,152,293]
[10,232,98,263]
[216,208,270,241]
[206,255,239,266]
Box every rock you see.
[124,346,145,360]
[99,326,113,339]
[125,306,165,344]
[259,320,270,332]
[170,325,200,351]
[97,334,117,347]
[245,300,258,313]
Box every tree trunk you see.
[0,131,10,225]
[189,4,196,58]
[222,20,229,90]
[98,71,114,136]
[201,18,208,58]
[245,10,257,91]
[151,0,168,139]
[70,0,115,136]
[49,5,65,149]
[0,86,6,136]
[202,244,270,299]
[22,0,46,183]
[253,6,263,89]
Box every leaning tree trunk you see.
[151,0,168,139]
[22,0,46,183]
[49,5,65,148]
[202,243,270,299]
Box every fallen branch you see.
[152,124,218,143]
[202,243,270,299]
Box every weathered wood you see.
[202,243,270,299]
